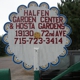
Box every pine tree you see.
[58,0,80,50]
[0,36,6,56]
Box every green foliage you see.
[58,0,80,50]
[0,36,6,56]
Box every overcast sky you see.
[0,0,61,36]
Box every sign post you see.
[34,48,39,80]
[2,1,72,80]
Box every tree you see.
[0,36,6,56]
[58,0,80,50]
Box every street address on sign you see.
[3,1,72,70]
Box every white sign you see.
[3,1,72,70]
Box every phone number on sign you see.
[14,37,63,44]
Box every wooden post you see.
[34,48,40,80]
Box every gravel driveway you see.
[0,56,34,80]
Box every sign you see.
[2,1,72,70]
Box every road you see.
[0,56,34,80]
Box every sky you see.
[0,0,61,36]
